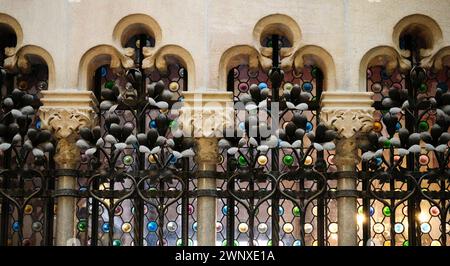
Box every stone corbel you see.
[320,91,375,139]
[178,91,234,139]
[421,46,450,71]
[372,47,411,75]
[3,47,31,74]
[38,90,98,168]
[110,48,135,73]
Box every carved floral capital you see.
[320,92,375,139]
[38,91,98,168]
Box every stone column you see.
[321,91,374,246]
[179,91,233,246]
[39,90,97,246]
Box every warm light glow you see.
[357,214,365,224]
[418,212,429,223]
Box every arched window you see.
[362,18,450,246]
[219,34,337,246]
[0,23,53,246]
[76,32,195,246]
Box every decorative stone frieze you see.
[320,91,375,139]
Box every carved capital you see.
[178,91,234,138]
[320,92,375,139]
[39,90,98,168]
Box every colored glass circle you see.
[419,155,429,165]
[31,221,42,232]
[167,221,178,232]
[123,155,134,165]
[357,206,363,215]
[304,223,313,234]
[257,155,268,165]
[122,222,132,233]
[105,81,115,89]
[382,206,391,217]
[101,67,107,77]
[293,240,302,246]
[238,223,248,233]
[238,121,245,131]
[373,121,383,132]
[375,157,382,166]
[12,221,20,232]
[304,156,313,166]
[302,82,313,92]
[238,83,249,92]
[383,241,391,246]
[370,207,375,216]
[430,206,440,216]
[192,222,197,232]
[179,68,185,77]
[217,154,224,164]
[283,223,294,233]
[373,223,384,234]
[282,155,294,166]
[238,155,247,166]
[402,240,409,246]
[24,204,33,215]
[394,223,404,234]
[431,240,441,246]
[312,206,318,216]
[418,121,429,131]
[113,239,121,246]
[102,223,110,233]
[329,223,338,233]
[371,83,382,93]
[267,240,272,246]
[169,82,179,92]
[305,122,313,132]
[148,154,158,164]
[258,82,268,90]
[77,220,87,232]
[115,206,123,216]
[216,222,223,232]
[188,204,194,215]
[420,223,431,234]
[383,139,391,149]
[284,83,293,91]
[293,206,301,217]
[419,83,428,93]
[312,67,319,78]
[258,223,268,234]
[147,221,158,232]
[327,155,335,165]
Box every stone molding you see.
[320,91,375,139]
[38,90,98,168]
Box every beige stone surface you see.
[1,0,449,92]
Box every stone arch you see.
[0,13,23,48]
[253,13,301,48]
[152,44,195,89]
[112,13,162,47]
[292,45,336,90]
[359,46,409,91]
[218,45,261,89]
[393,14,443,52]
[16,45,56,89]
[78,45,129,90]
